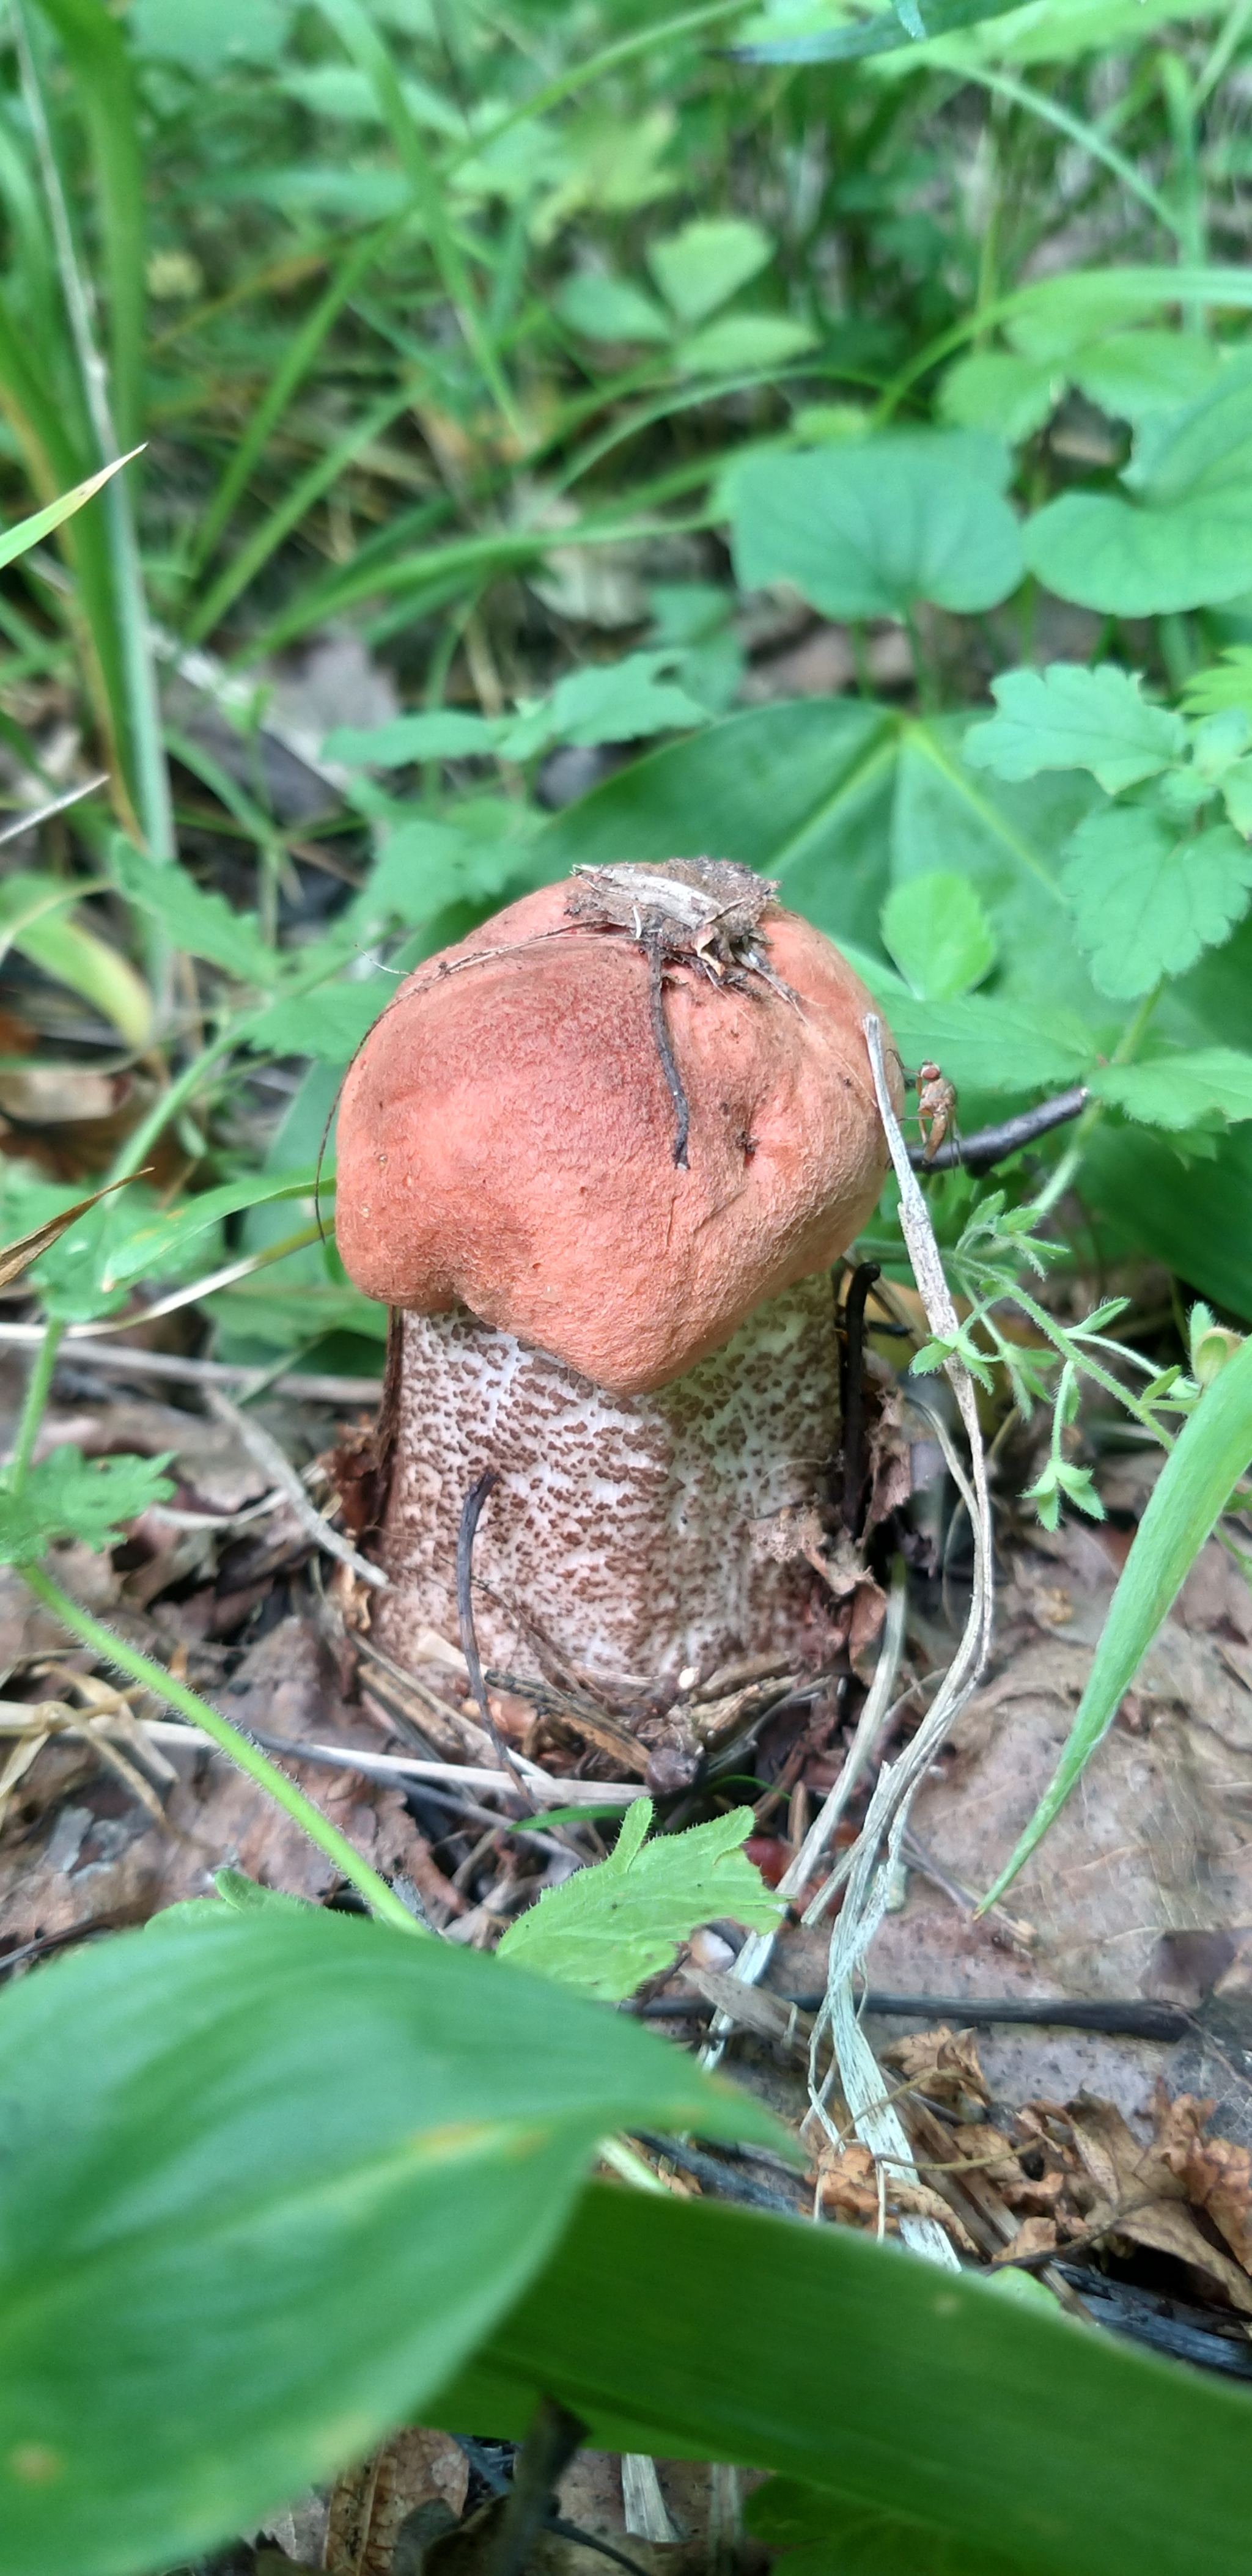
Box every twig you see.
[908,1085,1089,1175]
[487,2399,586,2576]
[0,772,109,847]
[647,944,690,1168]
[0,1324,385,1403]
[136,1720,639,1805]
[203,1387,388,1589]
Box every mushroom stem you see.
[373,1271,844,1695]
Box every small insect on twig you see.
[914,1059,958,1164]
[567,858,795,1169]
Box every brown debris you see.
[326,2426,468,2576]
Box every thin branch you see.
[203,1387,389,1590]
[908,1085,1089,1175]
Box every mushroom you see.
[334,859,898,1707]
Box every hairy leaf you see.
[1091,1049,1252,1129]
[1060,809,1252,996]
[0,1447,173,1562]
[982,1334,1252,1905]
[964,666,1186,794]
[880,870,996,999]
[724,433,1023,621]
[498,1799,782,2001]
[0,1914,779,2576]
[111,841,281,986]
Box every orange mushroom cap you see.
[335,864,897,1396]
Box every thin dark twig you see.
[647,942,690,1168]
[908,1085,1089,1175]
[457,1470,537,1809]
[840,1260,880,1536]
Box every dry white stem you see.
[622,2457,683,2544]
[203,1387,389,1591]
[128,1720,638,1807]
[796,1019,996,2267]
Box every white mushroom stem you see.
[374,1271,844,1692]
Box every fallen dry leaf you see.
[1066,2091,1252,2314]
[1153,2086,1252,2274]
[326,2426,468,2576]
[880,2022,990,2118]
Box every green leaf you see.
[735,0,1036,64]
[352,801,542,934]
[100,1170,331,1293]
[1083,1120,1252,1322]
[498,1800,782,2002]
[0,874,152,1048]
[964,666,1187,795]
[1060,809,1252,997]
[1089,1048,1252,1130]
[0,1914,778,2576]
[938,350,1061,443]
[0,449,142,575]
[0,1447,173,1563]
[1024,356,1252,614]
[677,315,817,375]
[110,841,281,986]
[724,433,1023,621]
[1070,330,1223,425]
[982,1334,1252,1906]
[433,2182,1252,2576]
[555,272,672,343]
[129,0,294,68]
[498,653,706,758]
[646,218,774,325]
[880,870,996,999]
[1182,647,1252,722]
[248,982,391,1063]
[746,2476,1031,2575]
[325,711,502,765]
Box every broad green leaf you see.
[647,218,774,325]
[1060,809,1252,997]
[981,1334,1252,1907]
[1070,330,1223,424]
[0,1447,173,1562]
[0,1914,779,2576]
[111,841,280,987]
[839,944,1096,1092]
[248,982,391,1062]
[678,314,817,374]
[880,870,996,999]
[555,273,672,343]
[129,0,294,68]
[100,1170,331,1293]
[964,666,1186,794]
[938,350,1061,442]
[498,1799,782,2002]
[433,2183,1252,2576]
[724,433,1023,621]
[0,875,152,1048]
[746,2476,1031,2576]
[498,653,706,758]
[325,711,501,765]
[1025,359,1252,614]
[0,449,141,575]
[1091,1048,1252,1130]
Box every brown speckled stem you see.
[375,1272,843,1693]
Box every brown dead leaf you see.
[326,2426,468,2576]
[811,2140,979,2252]
[1153,2086,1252,2274]
[1066,2091,1252,2314]
[999,2215,1059,2265]
[880,2023,990,2116]
[948,2123,1066,2214]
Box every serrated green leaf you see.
[100,1170,331,1293]
[677,314,817,374]
[0,1447,173,1563]
[880,870,996,1000]
[964,666,1186,794]
[499,652,706,758]
[352,801,542,933]
[982,1335,1252,1906]
[111,840,281,986]
[1090,1048,1252,1129]
[0,1912,779,2576]
[647,218,774,325]
[1060,808,1252,996]
[326,711,502,765]
[248,981,391,1063]
[498,1799,782,2002]
[724,433,1023,621]
[555,272,672,343]
[838,943,1096,1092]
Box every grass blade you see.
[0,447,141,573]
[980,1337,1252,1908]
[186,383,418,645]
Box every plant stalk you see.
[20,1565,424,1936]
